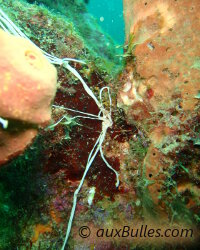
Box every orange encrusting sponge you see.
[0,29,57,125]
[0,29,57,165]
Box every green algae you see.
[195,90,200,99]
[155,134,191,155]
[0,137,47,249]
[25,0,123,75]
[191,57,200,70]
[129,139,159,219]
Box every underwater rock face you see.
[119,0,200,207]
[0,0,199,249]
[0,30,57,165]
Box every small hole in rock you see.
[178,104,182,109]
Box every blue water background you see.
[87,0,125,44]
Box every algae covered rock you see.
[119,0,200,228]
[0,0,123,249]
[0,0,200,249]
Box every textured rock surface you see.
[0,30,57,165]
[0,0,200,249]
[0,1,128,249]
[119,0,200,213]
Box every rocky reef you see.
[0,0,199,249]
[120,0,200,217]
